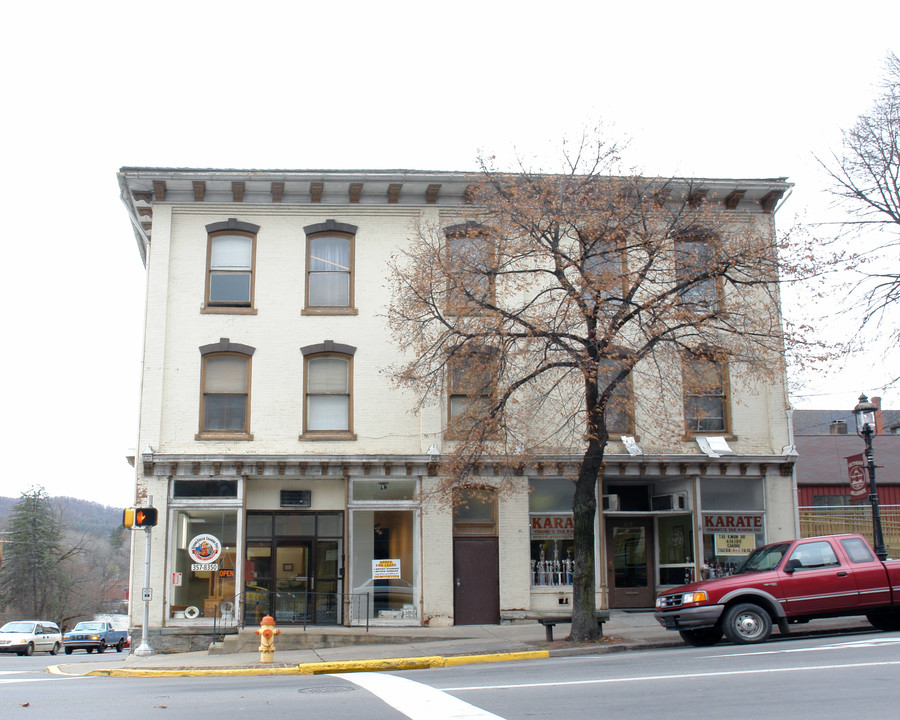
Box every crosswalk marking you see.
[334,672,506,720]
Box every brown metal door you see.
[453,537,500,624]
[606,518,655,607]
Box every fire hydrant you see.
[256,615,280,663]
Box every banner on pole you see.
[846,453,869,503]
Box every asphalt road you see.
[5,631,900,719]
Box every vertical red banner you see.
[846,453,869,502]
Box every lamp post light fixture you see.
[854,393,887,560]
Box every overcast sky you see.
[3,2,897,507]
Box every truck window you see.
[787,541,840,570]
[737,543,790,572]
[840,537,876,563]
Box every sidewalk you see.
[49,611,876,678]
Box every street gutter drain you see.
[298,686,356,694]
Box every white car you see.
[0,620,63,656]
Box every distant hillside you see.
[0,496,123,536]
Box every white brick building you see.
[118,168,796,649]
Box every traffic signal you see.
[123,507,158,528]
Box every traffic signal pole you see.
[133,495,154,657]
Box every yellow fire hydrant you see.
[256,615,280,663]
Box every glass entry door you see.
[245,511,344,625]
[606,518,655,607]
[273,542,312,622]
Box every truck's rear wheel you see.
[116,639,124,652]
[65,647,73,655]
[866,610,900,631]
[678,628,723,646]
[722,603,772,644]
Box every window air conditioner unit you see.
[651,493,688,511]
[602,494,620,511]
[280,490,311,507]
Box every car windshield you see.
[0,622,35,633]
[74,622,104,631]
[734,543,791,573]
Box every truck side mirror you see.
[783,558,801,574]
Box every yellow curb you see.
[442,650,549,667]
[61,650,549,677]
[297,656,444,675]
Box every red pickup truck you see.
[655,533,900,645]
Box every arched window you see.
[682,350,730,434]
[675,234,720,313]
[303,220,357,313]
[204,219,259,312]
[444,222,494,313]
[198,338,255,439]
[447,347,496,439]
[301,341,357,439]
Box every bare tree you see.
[817,52,900,380]
[387,135,792,641]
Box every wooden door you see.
[606,518,655,608]
[453,537,500,624]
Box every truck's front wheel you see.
[866,610,900,631]
[678,628,723,646]
[722,603,772,644]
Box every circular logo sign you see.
[849,466,867,493]
[188,534,222,564]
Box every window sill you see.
[302,307,359,316]
[299,432,358,441]
[195,432,254,441]
[681,433,737,442]
[201,306,258,315]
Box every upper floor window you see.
[583,240,626,317]
[444,223,494,313]
[300,341,357,439]
[204,219,259,313]
[303,220,358,314]
[597,357,633,435]
[447,348,495,437]
[197,338,255,439]
[682,352,729,434]
[675,236,719,312]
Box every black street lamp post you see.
[854,393,887,561]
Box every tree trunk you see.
[570,434,606,641]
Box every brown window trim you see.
[443,222,496,314]
[681,350,732,436]
[298,431,359,442]
[303,220,358,312]
[198,338,255,437]
[204,219,259,311]
[195,431,255,441]
[202,306,259,315]
[301,341,356,437]
[301,307,359,316]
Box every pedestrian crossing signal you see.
[123,507,158,528]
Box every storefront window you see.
[702,511,765,577]
[350,510,417,623]
[529,479,575,587]
[169,509,238,622]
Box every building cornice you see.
[117,167,793,267]
[137,452,794,480]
